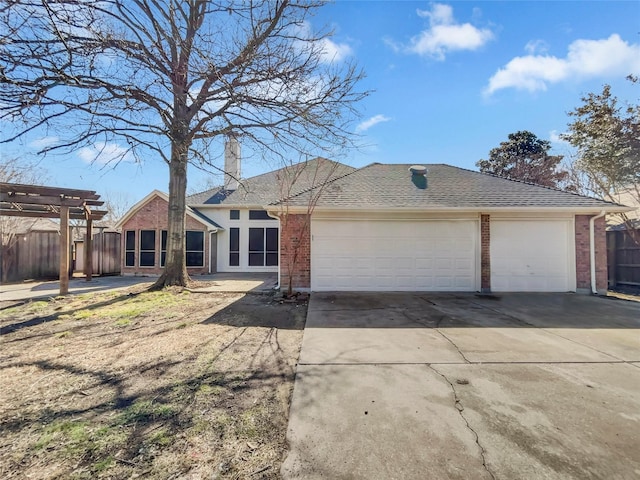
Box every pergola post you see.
[60,205,70,295]
[84,217,93,281]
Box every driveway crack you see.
[429,364,496,480]
[398,309,472,364]
[436,329,472,364]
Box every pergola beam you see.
[0,192,104,208]
[1,182,99,199]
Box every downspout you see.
[589,210,606,294]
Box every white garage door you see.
[491,219,572,292]
[311,219,478,291]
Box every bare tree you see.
[0,0,366,287]
[271,156,350,296]
[102,190,134,225]
[0,157,50,281]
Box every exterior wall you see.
[575,215,607,293]
[280,214,311,291]
[480,214,491,292]
[120,195,211,275]
[196,207,279,273]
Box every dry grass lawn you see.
[0,285,306,479]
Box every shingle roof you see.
[187,158,355,206]
[279,163,627,210]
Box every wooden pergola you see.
[0,183,107,295]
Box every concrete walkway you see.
[0,273,277,302]
[282,292,640,480]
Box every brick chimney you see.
[224,134,241,191]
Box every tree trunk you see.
[152,150,189,289]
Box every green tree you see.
[477,131,569,189]
[561,77,639,238]
[0,0,366,288]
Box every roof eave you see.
[266,205,634,215]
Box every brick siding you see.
[480,214,491,292]
[120,195,210,275]
[575,215,607,292]
[280,214,311,290]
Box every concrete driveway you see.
[282,293,640,480]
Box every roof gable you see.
[117,190,221,230]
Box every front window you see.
[161,231,167,267]
[229,228,240,266]
[186,231,204,267]
[248,227,278,266]
[139,230,156,267]
[125,231,135,267]
[249,210,275,220]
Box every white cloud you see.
[486,34,640,95]
[404,3,493,60]
[29,136,59,150]
[295,21,353,64]
[356,114,391,133]
[78,142,134,165]
[525,39,549,55]
[549,130,569,145]
[319,37,353,63]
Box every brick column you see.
[480,214,491,293]
[280,214,311,292]
[575,215,607,293]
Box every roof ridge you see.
[447,164,626,207]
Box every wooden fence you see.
[607,230,640,289]
[2,230,121,283]
[2,231,64,283]
[92,231,121,275]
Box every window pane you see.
[161,252,166,267]
[266,253,278,266]
[125,252,135,267]
[229,228,239,252]
[161,230,167,250]
[186,252,204,267]
[266,228,278,251]
[249,210,273,220]
[140,251,155,267]
[140,230,155,251]
[230,210,240,220]
[229,252,239,266]
[249,228,264,251]
[249,253,264,266]
[186,231,203,251]
[125,231,135,250]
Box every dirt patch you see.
[0,286,306,479]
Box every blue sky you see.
[4,1,640,207]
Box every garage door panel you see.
[311,219,477,292]
[491,220,571,292]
